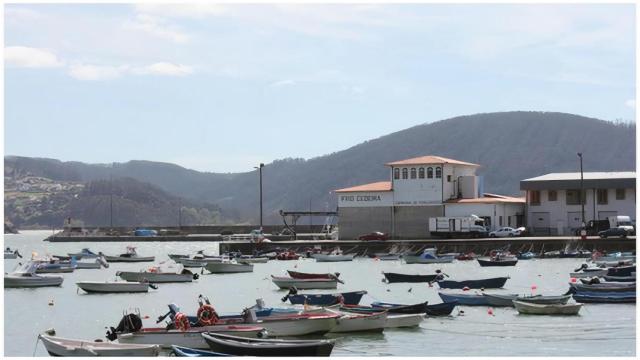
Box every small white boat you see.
[374,253,400,261]
[117,265,196,283]
[513,300,582,315]
[67,248,101,260]
[116,326,265,349]
[77,281,152,293]
[104,246,155,263]
[570,269,608,278]
[327,309,387,333]
[235,256,269,264]
[385,313,425,328]
[271,276,338,290]
[4,262,64,288]
[205,261,254,273]
[60,256,109,270]
[403,249,455,264]
[175,254,223,267]
[38,334,160,356]
[312,248,354,262]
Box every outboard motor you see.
[574,263,588,272]
[281,286,298,302]
[242,308,258,323]
[97,256,109,269]
[106,313,142,341]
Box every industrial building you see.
[520,172,636,235]
[335,155,525,239]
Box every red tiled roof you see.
[385,155,480,167]
[335,181,392,193]
[445,194,525,204]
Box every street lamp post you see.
[577,153,585,229]
[254,163,265,230]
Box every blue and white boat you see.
[284,291,367,306]
[404,249,455,264]
[67,248,101,260]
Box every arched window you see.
[410,168,417,179]
[418,167,425,179]
[435,167,442,178]
[393,168,400,180]
[402,168,408,179]
[427,167,433,179]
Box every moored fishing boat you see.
[67,248,101,260]
[513,300,582,315]
[117,265,198,283]
[275,251,300,260]
[424,301,457,316]
[311,248,354,262]
[201,332,335,356]
[171,345,230,357]
[571,292,636,303]
[384,313,425,328]
[373,253,400,261]
[283,290,366,305]
[271,276,339,290]
[383,272,438,283]
[482,293,520,307]
[34,259,76,273]
[326,308,387,333]
[114,326,266,349]
[38,334,160,357]
[438,291,491,306]
[403,248,455,264]
[516,251,535,260]
[603,275,636,282]
[205,261,253,274]
[607,265,636,277]
[569,282,636,292]
[104,246,155,262]
[287,270,341,280]
[369,301,429,314]
[4,247,21,259]
[515,294,571,305]
[77,281,153,293]
[234,256,268,264]
[4,262,64,288]
[437,277,509,289]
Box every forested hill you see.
[5,111,635,225]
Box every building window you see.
[548,190,557,202]
[566,189,585,205]
[447,175,452,182]
[427,167,433,178]
[435,167,442,178]
[508,216,511,227]
[530,190,541,205]
[597,189,608,205]
[393,168,400,180]
[410,168,417,179]
[402,168,408,179]
[418,168,425,179]
[616,189,626,200]
[499,216,503,226]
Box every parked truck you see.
[428,215,488,238]
[573,215,635,236]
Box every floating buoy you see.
[570,278,577,283]
[408,287,412,293]
[386,289,391,292]
[48,299,54,306]
[462,286,470,291]
[487,308,494,316]
[143,315,150,319]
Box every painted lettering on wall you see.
[340,195,382,202]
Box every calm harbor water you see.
[4,230,636,356]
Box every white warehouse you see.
[520,172,636,235]
[335,155,525,239]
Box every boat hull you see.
[202,333,335,357]
[312,254,354,262]
[515,295,571,305]
[77,281,149,293]
[4,275,63,288]
[117,271,193,283]
[171,345,229,357]
[329,311,387,333]
[287,291,366,306]
[385,314,424,328]
[570,283,636,292]
[271,276,338,290]
[287,271,338,280]
[482,293,518,307]
[425,302,457,316]
[370,301,429,314]
[221,315,339,337]
[117,326,264,349]
[570,270,608,278]
[571,293,636,303]
[477,258,518,267]
[607,265,636,277]
[403,256,454,264]
[104,256,155,263]
[438,292,490,306]
[383,272,437,283]
[39,334,160,357]
[4,253,17,259]
[513,300,582,315]
[205,263,254,274]
[437,277,509,289]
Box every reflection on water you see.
[4,231,636,356]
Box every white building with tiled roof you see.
[335,155,525,239]
[520,172,636,235]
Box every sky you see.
[4,3,636,173]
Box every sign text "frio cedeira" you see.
[340,195,382,202]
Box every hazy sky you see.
[4,4,636,172]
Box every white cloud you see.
[123,14,189,43]
[270,79,297,88]
[5,46,64,68]
[133,62,193,76]
[68,64,126,81]
[625,99,636,109]
[134,4,227,19]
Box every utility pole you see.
[254,163,265,230]
[110,163,114,230]
[577,153,585,229]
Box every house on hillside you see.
[520,172,636,235]
[334,155,525,239]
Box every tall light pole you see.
[577,153,585,228]
[110,163,114,230]
[254,163,265,229]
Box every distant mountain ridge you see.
[5,111,635,225]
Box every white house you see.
[335,155,525,239]
[520,172,636,235]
